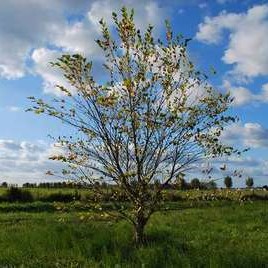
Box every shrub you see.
[40,191,81,203]
[163,191,184,201]
[240,193,268,201]
[0,202,55,212]
[3,187,33,202]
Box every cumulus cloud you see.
[31,48,71,95]
[223,80,268,106]
[195,11,240,44]
[53,22,99,58]
[0,0,167,89]
[222,122,268,148]
[0,0,95,80]
[0,0,67,79]
[88,0,165,30]
[196,4,268,79]
[0,139,64,184]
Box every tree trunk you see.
[134,208,147,245]
[134,221,146,245]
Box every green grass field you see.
[0,200,267,267]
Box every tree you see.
[204,180,217,190]
[190,178,201,189]
[175,173,187,190]
[224,176,232,189]
[246,177,254,188]
[1,182,8,188]
[28,8,238,244]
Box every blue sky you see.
[0,0,268,186]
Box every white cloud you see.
[196,11,240,44]
[7,106,20,112]
[0,139,64,184]
[222,122,268,148]
[242,123,268,148]
[223,80,268,106]
[0,0,166,87]
[88,0,165,31]
[53,21,99,57]
[31,48,69,96]
[196,4,268,79]
[230,86,254,106]
[0,0,67,79]
[39,1,166,95]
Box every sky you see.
[0,0,268,186]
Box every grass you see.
[0,187,267,204]
[0,201,267,267]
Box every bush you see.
[163,191,184,201]
[240,193,268,201]
[0,202,55,212]
[40,191,81,203]
[3,187,34,202]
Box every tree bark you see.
[134,221,146,245]
[134,208,147,245]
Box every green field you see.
[0,196,267,267]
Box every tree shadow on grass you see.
[144,228,190,254]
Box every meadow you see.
[0,188,267,267]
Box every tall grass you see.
[0,201,267,267]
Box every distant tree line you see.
[0,179,215,190]
[0,181,90,189]
[172,177,217,190]
[224,176,256,189]
[0,177,267,190]
[22,181,89,189]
